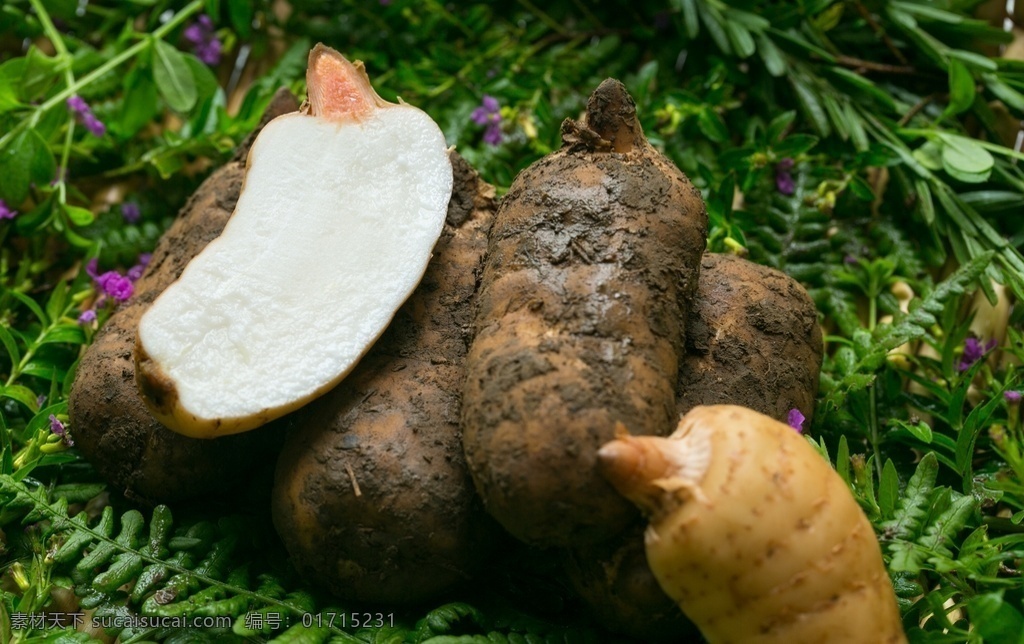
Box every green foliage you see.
[1,0,1024,642]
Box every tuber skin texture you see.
[599,405,907,644]
[676,253,823,423]
[461,78,708,547]
[67,89,298,504]
[563,252,823,640]
[561,522,698,642]
[270,154,500,605]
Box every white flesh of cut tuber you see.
[135,45,453,438]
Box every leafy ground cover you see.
[2,0,1024,642]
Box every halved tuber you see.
[135,45,453,438]
[599,405,906,644]
[68,89,299,503]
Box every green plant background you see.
[2,0,1024,642]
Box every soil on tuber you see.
[676,253,823,423]
[271,154,500,605]
[563,252,824,640]
[599,405,907,644]
[67,89,299,504]
[461,78,708,547]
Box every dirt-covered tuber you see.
[461,78,707,547]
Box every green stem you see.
[0,0,204,151]
[29,0,76,204]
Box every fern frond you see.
[883,452,939,541]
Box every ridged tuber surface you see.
[67,89,299,503]
[270,154,499,604]
[564,252,823,639]
[676,253,823,423]
[599,405,907,644]
[461,78,708,547]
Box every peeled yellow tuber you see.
[598,405,906,644]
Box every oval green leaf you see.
[947,59,975,116]
[152,39,197,113]
[940,134,993,182]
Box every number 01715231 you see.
[301,612,395,629]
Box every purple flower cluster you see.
[121,201,141,224]
[471,95,503,146]
[66,95,106,137]
[775,158,795,195]
[0,199,17,220]
[184,15,222,66]
[1006,390,1022,404]
[788,408,806,433]
[49,414,73,446]
[80,253,150,323]
[49,414,65,435]
[126,253,151,282]
[959,336,998,372]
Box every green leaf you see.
[984,75,1024,111]
[826,67,897,112]
[724,22,756,59]
[939,134,993,183]
[120,66,160,138]
[0,385,39,411]
[9,290,48,326]
[968,593,1024,644]
[947,59,975,116]
[696,109,728,143]
[774,134,818,157]
[913,140,944,171]
[63,204,95,227]
[227,0,253,38]
[882,452,938,540]
[948,49,998,72]
[151,39,197,113]
[756,33,785,77]
[0,324,20,368]
[0,127,53,208]
[184,54,220,108]
[790,76,830,137]
[21,46,61,102]
[0,63,23,113]
[879,459,899,519]
[836,434,851,484]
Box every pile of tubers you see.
[69,45,905,642]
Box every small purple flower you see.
[775,158,795,195]
[184,15,222,66]
[959,337,998,372]
[380,0,392,4]
[49,414,65,436]
[36,394,46,408]
[85,258,100,280]
[121,201,141,224]
[77,309,97,325]
[1006,390,1022,403]
[471,95,503,146]
[788,408,806,433]
[843,255,858,265]
[66,95,105,137]
[96,271,134,302]
[0,200,17,220]
[126,253,151,282]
